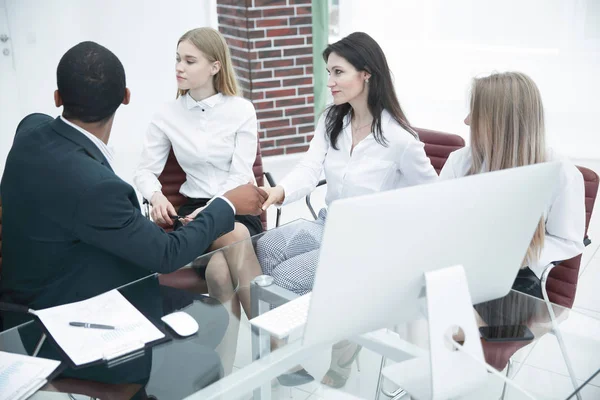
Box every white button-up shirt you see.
[280,110,439,206]
[440,146,586,278]
[60,116,114,168]
[134,93,258,201]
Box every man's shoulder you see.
[15,113,54,138]
[6,123,123,199]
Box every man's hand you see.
[260,185,285,210]
[223,184,269,216]
[150,191,177,226]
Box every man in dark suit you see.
[0,41,266,392]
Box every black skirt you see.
[173,197,264,279]
[174,197,264,236]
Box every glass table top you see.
[1,219,599,399]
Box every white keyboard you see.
[249,293,312,339]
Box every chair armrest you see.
[263,171,277,188]
[540,263,555,305]
[142,198,151,219]
[263,171,281,228]
[306,179,328,220]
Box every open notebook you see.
[34,290,166,367]
[0,351,61,400]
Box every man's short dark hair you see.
[57,41,126,124]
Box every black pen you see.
[69,321,115,330]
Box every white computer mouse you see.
[161,311,199,337]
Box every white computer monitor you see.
[302,162,560,349]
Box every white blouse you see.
[134,93,258,201]
[440,146,586,278]
[280,109,439,206]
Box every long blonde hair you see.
[176,27,238,98]
[468,72,547,264]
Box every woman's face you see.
[326,52,370,105]
[176,40,219,92]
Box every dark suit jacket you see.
[0,113,234,312]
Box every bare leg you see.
[205,250,240,317]
[210,223,263,319]
[321,340,362,388]
[205,251,239,375]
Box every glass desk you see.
[1,220,599,399]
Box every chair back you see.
[0,198,3,276]
[157,145,268,230]
[545,166,599,308]
[158,151,187,211]
[0,199,3,330]
[413,127,466,174]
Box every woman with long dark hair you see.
[256,32,438,388]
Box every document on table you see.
[0,351,61,400]
[34,290,165,366]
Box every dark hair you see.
[57,41,126,124]
[322,32,415,149]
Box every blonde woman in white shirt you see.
[257,32,438,388]
[134,28,263,358]
[440,72,585,331]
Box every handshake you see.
[222,183,268,216]
[223,183,285,215]
[150,183,285,225]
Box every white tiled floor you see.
[239,155,600,399]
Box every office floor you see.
[233,156,600,400]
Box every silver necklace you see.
[352,120,372,131]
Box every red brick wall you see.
[217,0,314,156]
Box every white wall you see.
[1,0,217,182]
[338,0,600,159]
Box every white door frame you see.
[0,0,21,175]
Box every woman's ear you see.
[363,71,371,82]
[211,61,222,76]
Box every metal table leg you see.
[250,277,298,400]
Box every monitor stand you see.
[383,265,488,399]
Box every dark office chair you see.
[0,198,3,331]
[481,165,599,399]
[542,166,599,307]
[0,197,3,275]
[145,144,279,291]
[46,379,146,400]
[306,127,466,218]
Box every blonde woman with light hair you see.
[440,71,585,326]
[134,27,263,372]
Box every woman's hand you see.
[260,185,285,210]
[150,191,177,226]
[180,206,207,226]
